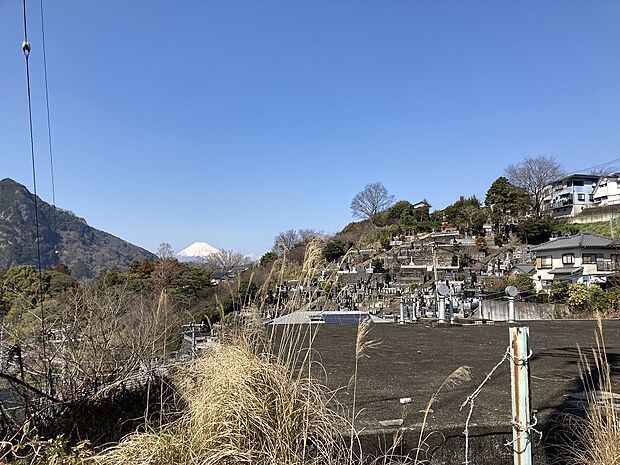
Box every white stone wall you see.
[479,300,569,320]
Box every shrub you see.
[323,240,348,262]
[371,258,386,273]
[592,288,620,316]
[567,283,603,311]
[548,280,569,303]
[379,232,391,250]
[507,274,534,292]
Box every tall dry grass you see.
[563,318,620,465]
[91,335,350,465]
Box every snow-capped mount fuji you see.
[176,242,220,262]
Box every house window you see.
[538,256,553,269]
[581,253,603,265]
[574,180,584,186]
[562,253,575,265]
[578,194,586,202]
[583,254,597,264]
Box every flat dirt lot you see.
[294,320,620,434]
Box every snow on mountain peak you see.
[177,241,220,259]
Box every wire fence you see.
[459,334,538,465]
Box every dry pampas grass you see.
[91,338,348,465]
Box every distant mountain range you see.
[0,178,156,279]
[177,241,220,262]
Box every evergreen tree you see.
[485,176,531,234]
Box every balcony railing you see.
[552,200,574,209]
[596,260,620,272]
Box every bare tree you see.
[272,230,301,255]
[505,155,564,216]
[203,249,250,273]
[157,242,175,259]
[152,258,183,293]
[0,282,186,408]
[350,182,395,220]
[297,229,324,244]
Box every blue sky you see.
[1,1,619,256]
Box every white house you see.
[541,174,599,218]
[531,233,620,291]
[412,200,432,210]
[592,173,620,207]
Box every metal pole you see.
[438,296,446,323]
[509,326,532,465]
[508,296,515,323]
[192,325,197,353]
[432,244,439,299]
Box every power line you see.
[564,157,620,177]
[39,0,58,251]
[21,0,50,395]
[545,157,620,186]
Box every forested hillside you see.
[0,178,156,279]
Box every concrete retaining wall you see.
[568,204,620,224]
[478,300,569,321]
